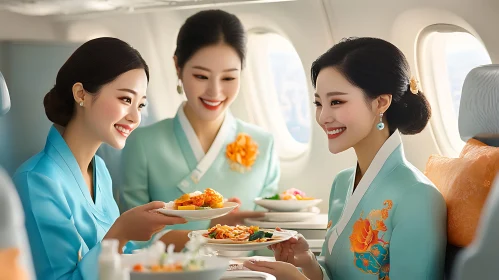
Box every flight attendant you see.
[244,37,447,279]
[13,37,187,280]
[121,9,280,249]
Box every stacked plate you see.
[253,196,322,223]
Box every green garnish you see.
[264,232,273,238]
[160,252,167,266]
[209,232,217,238]
[249,231,265,241]
[264,194,280,200]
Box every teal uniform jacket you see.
[121,104,280,230]
[13,126,143,280]
[320,131,447,280]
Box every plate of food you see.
[156,188,238,220]
[188,225,297,251]
[128,254,229,280]
[124,236,229,280]
[254,188,322,212]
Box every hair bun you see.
[388,88,431,135]
[43,86,74,127]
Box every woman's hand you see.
[243,260,309,280]
[268,228,313,268]
[209,197,265,227]
[105,201,187,249]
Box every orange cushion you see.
[425,139,499,247]
[0,248,28,280]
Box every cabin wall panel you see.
[0,11,56,41]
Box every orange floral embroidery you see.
[384,200,393,210]
[376,220,387,232]
[226,133,259,173]
[350,218,379,253]
[381,208,389,220]
[381,263,390,274]
[350,200,393,279]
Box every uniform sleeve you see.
[389,184,447,279]
[14,171,101,280]
[121,130,151,211]
[319,178,338,280]
[256,137,280,204]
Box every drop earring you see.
[377,113,385,130]
[176,79,183,94]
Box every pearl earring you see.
[79,101,84,107]
[377,113,385,130]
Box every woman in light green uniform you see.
[121,10,280,249]
[244,37,447,279]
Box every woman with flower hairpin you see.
[121,10,279,250]
[244,37,447,279]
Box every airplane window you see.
[438,32,491,118]
[265,33,311,144]
[245,32,311,159]
[423,30,491,154]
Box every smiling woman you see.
[246,37,446,280]
[13,37,188,280]
[120,9,280,252]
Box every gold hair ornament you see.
[409,77,419,94]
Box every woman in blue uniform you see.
[244,37,447,279]
[121,10,280,249]
[13,37,187,280]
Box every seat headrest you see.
[459,64,499,147]
[0,71,10,116]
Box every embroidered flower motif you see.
[350,200,393,279]
[384,200,393,210]
[226,133,259,173]
[327,220,333,229]
[350,218,379,253]
[381,209,389,220]
[376,220,387,232]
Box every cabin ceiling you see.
[0,0,294,16]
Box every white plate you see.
[263,207,320,222]
[124,253,229,280]
[188,229,297,251]
[254,198,322,212]
[156,202,238,221]
[221,271,276,280]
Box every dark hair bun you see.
[386,87,432,135]
[43,86,74,127]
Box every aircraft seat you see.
[442,64,499,279]
[0,72,10,116]
[0,70,36,279]
[450,65,499,279]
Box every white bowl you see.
[263,207,320,222]
[254,198,322,212]
[124,253,229,280]
[221,270,276,280]
[156,202,238,221]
